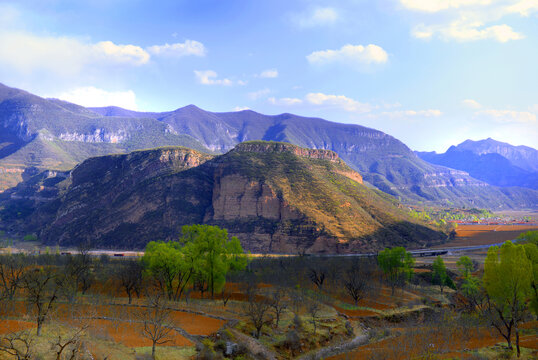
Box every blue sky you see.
[0,0,537,152]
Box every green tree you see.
[483,241,533,357]
[460,275,486,311]
[518,230,538,246]
[523,242,538,316]
[378,247,414,296]
[142,241,184,301]
[432,256,448,293]
[181,225,247,299]
[142,225,247,301]
[457,256,474,278]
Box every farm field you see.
[1,229,537,359]
[435,224,538,248]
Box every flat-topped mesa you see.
[232,141,339,161]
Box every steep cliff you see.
[18,142,444,253]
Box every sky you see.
[0,0,537,152]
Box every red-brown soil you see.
[329,327,504,359]
[1,301,224,338]
[87,318,192,347]
[0,320,35,334]
[436,224,538,248]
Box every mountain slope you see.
[1,83,537,209]
[0,83,211,190]
[417,139,538,190]
[11,142,445,253]
[94,105,538,209]
[456,138,538,172]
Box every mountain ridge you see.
[1,82,537,209]
[417,138,538,190]
[3,141,446,253]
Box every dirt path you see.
[229,328,278,360]
[297,333,369,360]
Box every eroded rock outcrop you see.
[19,141,445,253]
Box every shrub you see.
[283,330,301,351]
[23,234,38,242]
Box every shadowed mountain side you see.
[455,138,538,172]
[417,139,538,190]
[418,150,538,189]
[7,142,446,253]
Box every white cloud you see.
[307,44,388,66]
[146,40,206,57]
[258,69,279,78]
[505,0,538,16]
[378,109,442,118]
[268,97,303,106]
[233,106,250,111]
[400,0,492,13]
[477,109,536,123]
[402,0,536,42]
[266,92,444,120]
[194,70,245,86]
[248,88,271,100]
[305,93,372,113]
[0,31,150,76]
[94,41,150,65]
[0,25,206,78]
[48,86,138,109]
[295,7,339,28]
[462,99,482,109]
[414,22,524,42]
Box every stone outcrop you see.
[232,141,340,162]
[208,174,300,221]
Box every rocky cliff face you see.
[11,142,444,253]
[232,141,340,162]
[208,174,300,221]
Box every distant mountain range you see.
[1,142,445,253]
[417,139,538,190]
[1,82,537,209]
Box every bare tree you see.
[221,288,232,307]
[117,260,143,304]
[307,299,321,334]
[244,285,272,338]
[0,254,25,300]
[0,330,34,360]
[270,287,288,328]
[51,324,88,360]
[309,268,326,291]
[21,266,60,336]
[138,292,175,360]
[343,260,372,306]
[64,244,94,297]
